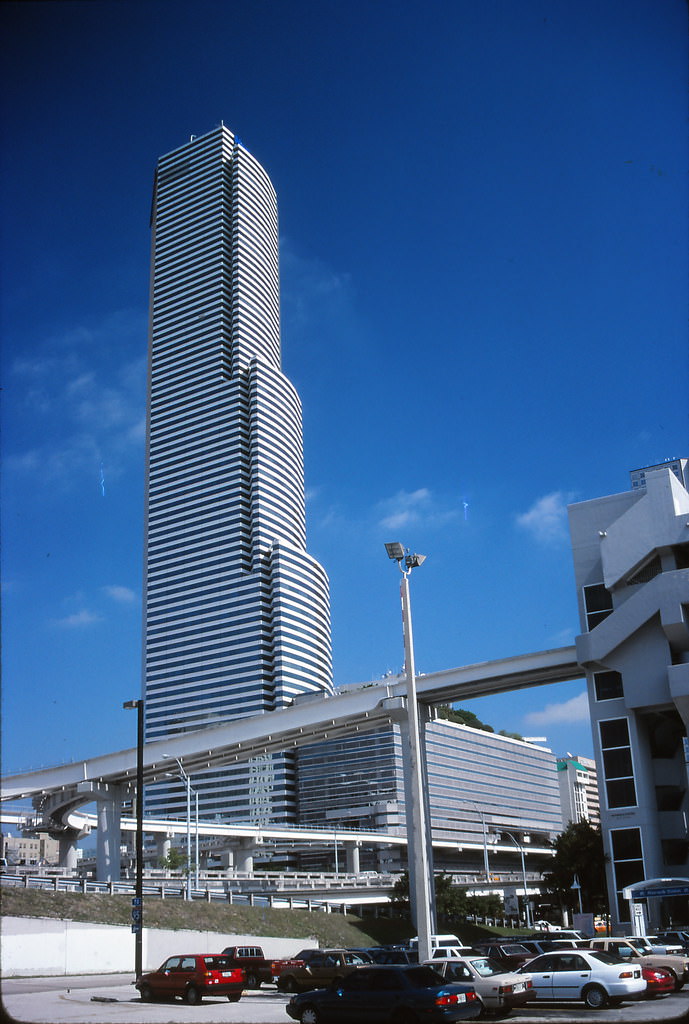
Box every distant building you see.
[557,754,600,826]
[1,831,59,866]
[568,462,689,931]
[142,126,333,824]
[629,458,688,493]
[296,717,562,877]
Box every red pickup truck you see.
[220,945,273,988]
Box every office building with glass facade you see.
[297,717,563,876]
[142,125,333,823]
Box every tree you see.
[392,872,478,926]
[159,847,188,872]
[543,820,608,916]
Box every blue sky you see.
[2,0,687,780]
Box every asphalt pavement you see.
[1,976,688,1024]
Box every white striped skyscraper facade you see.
[143,125,333,823]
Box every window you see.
[583,583,613,630]
[600,718,636,808]
[610,827,644,922]
[593,670,623,701]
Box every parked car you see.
[470,942,533,970]
[272,949,318,983]
[407,934,467,955]
[516,939,570,957]
[276,948,372,993]
[135,953,245,1004]
[517,949,645,1008]
[285,964,482,1023]
[584,937,689,990]
[427,955,534,1015]
[638,934,684,954]
[523,929,584,942]
[365,948,418,965]
[654,930,689,953]
[220,944,273,988]
[641,965,676,998]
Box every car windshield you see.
[590,951,625,965]
[468,958,504,977]
[503,945,529,954]
[404,966,445,988]
[624,940,645,954]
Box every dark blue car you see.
[285,964,481,1023]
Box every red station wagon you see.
[136,953,245,1004]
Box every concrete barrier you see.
[1,916,313,977]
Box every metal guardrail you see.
[0,872,391,911]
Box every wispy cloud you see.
[515,491,573,544]
[377,488,432,530]
[524,691,589,726]
[6,309,147,492]
[376,488,462,531]
[103,585,138,604]
[52,609,104,629]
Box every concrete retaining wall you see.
[1,917,313,977]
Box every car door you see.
[155,956,183,998]
[526,954,556,999]
[549,953,591,1000]
[362,968,408,1020]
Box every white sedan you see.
[518,949,646,1008]
[426,956,533,1015]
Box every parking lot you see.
[2,975,688,1024]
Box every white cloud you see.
[515,491,573,544]
[103,585,137,604]
[6,312,147,492]
[524,691,589,726]
[377,488,431,530]
[52,609,103,629]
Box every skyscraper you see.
[142,125,333,823]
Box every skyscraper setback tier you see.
[143,125,333,823]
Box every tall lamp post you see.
[502,830,532,929]
[163,756,195,900]
[385,542,434,964]
[123,699,144,979]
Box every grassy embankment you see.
[1,887,516,947]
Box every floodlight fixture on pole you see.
[162,754,193,900]
[384,542,434,965]
[123,699,144,979]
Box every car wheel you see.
[140,984,153,1002]
[185,985,202,1005]
[583,985,609,1009]
[282,976,299,993]
[667,970,682,992]
[246,972,260,989]
[227,993,241,1002]
[299,1006,320,1024]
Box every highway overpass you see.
[1,645,581,879]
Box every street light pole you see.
[385,543,434,964]
[123,699,144,980]
[163,755,193,900]
[503,830,532,929]
[194,789,199,890]
[478,807,490,882]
